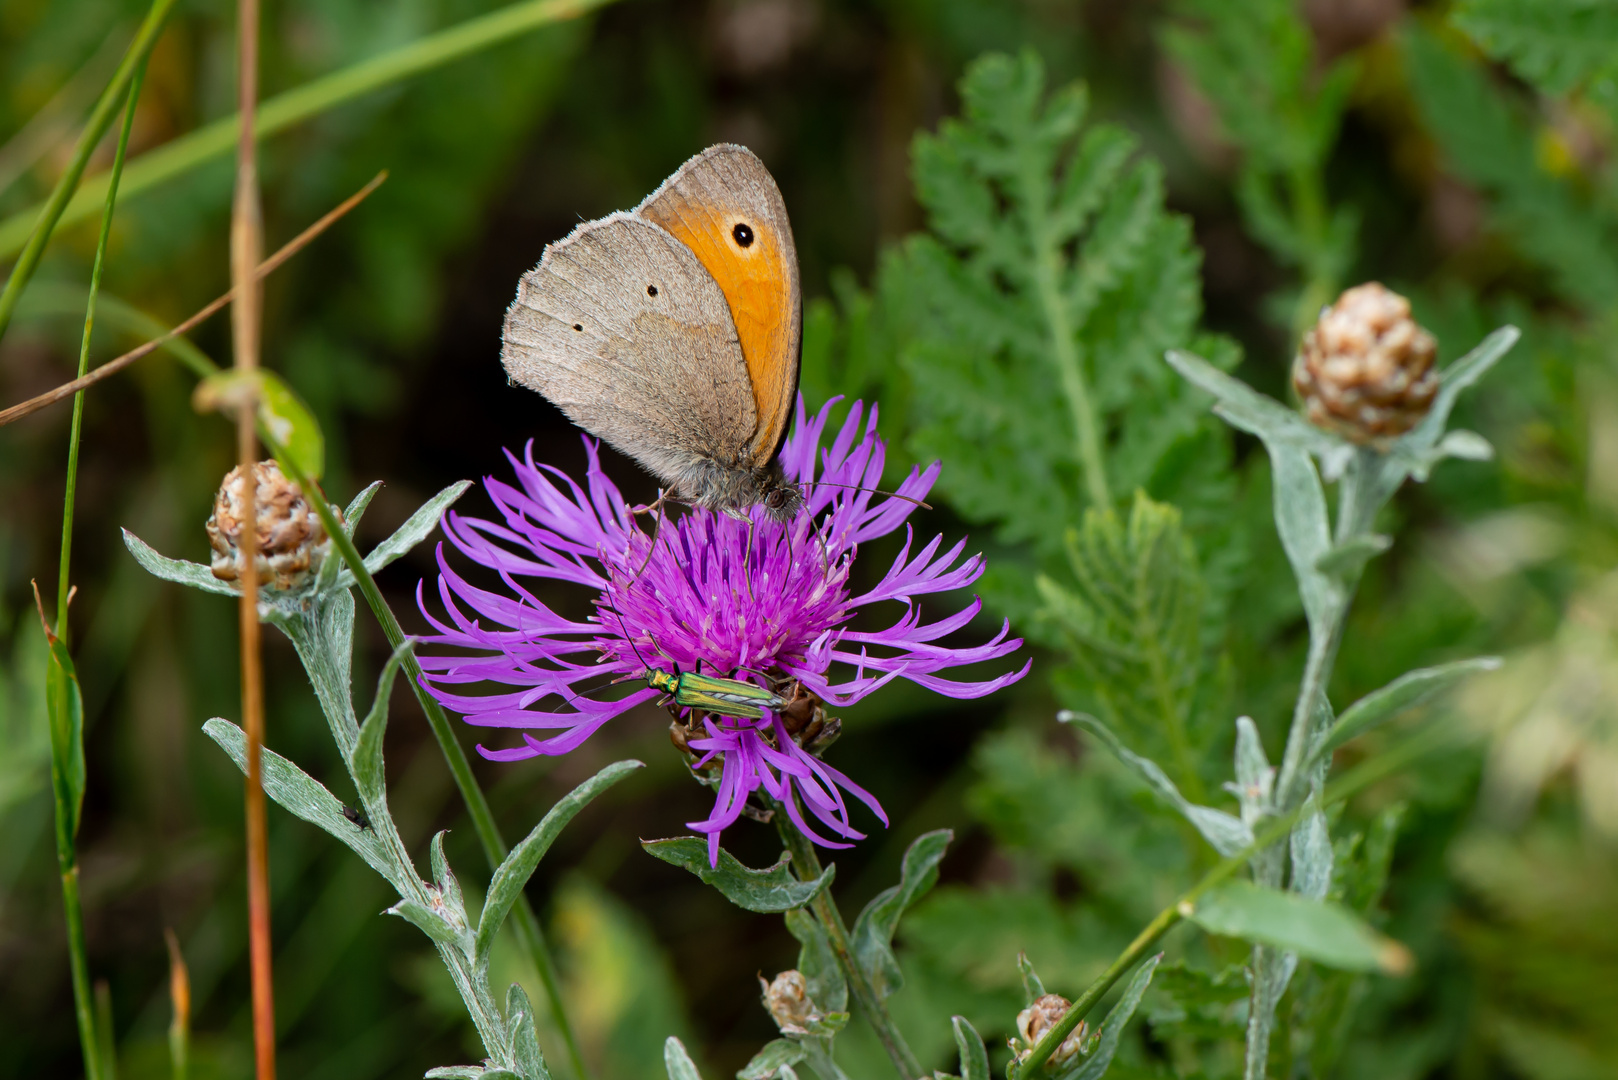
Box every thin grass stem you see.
[0,0,177,341]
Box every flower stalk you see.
[776,809,922,1080]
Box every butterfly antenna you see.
[804,479,931,510]
[631,493,670,579]
[743,518,757,603]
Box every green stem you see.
[261,434,590,1080]
[45,65,146,1080]
[0,0,619,259]
[776,811,922,1080]
[0,0,176,341]
[1017,725,1451,1077]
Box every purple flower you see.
[416,399,1028,863]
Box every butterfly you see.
[501,144,803,520]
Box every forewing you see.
[637,144,801,466]
[503,213,758,487]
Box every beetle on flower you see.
[416,398,1029,864]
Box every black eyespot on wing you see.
[732,222,754,247]
[647,285,658,297]
[573,323,584,331]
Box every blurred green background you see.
[2,1,1616,1078]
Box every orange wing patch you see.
[640,200,797,465]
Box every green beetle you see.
[644,666,786,720]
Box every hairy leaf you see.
[951,1015,991,1080]
[1311,656,1502,766]
[642,841,834,914]
[738,1039,806,1080]
[850,829,952,998]
[352,638,414,803]
[506,981,549,1080]
[785,907,847,1014]
[1186,881,1411,974]
[1058,953,1161,1080]
[663,1037,704,1080]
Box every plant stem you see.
[1016,725,1451,1077]
[0,0,619,259]
[260,434,590,1080]
[45,62,146,1080]
[0,0,176,341]
[776,811,923,1080]
[229,0,275,1071]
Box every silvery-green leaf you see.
[1309,656,1501,767]
[506,982,549,1080]
[1315,534,1392,579]
[426,1068,514,1079]
[122,530,238,596]
[1018,952,1047,1005]
[359,481,472,577]
[387,898,466,948]
[475,761,642,964]
[344,481,384,536]
[1435,429,1493,462]
[1245,944,1298,1076]
[430,831,465,923]
[850,829,952,998]
[1057,953,1161,1080]
[1064,712,1253,856]
[644,840,835,914]
[1267,441,1338,634]
[202,718,405,893]
[1185,881,1411,973]
[951,1016,990,1080]
[785,907,846,1013]
[1289,802,1332,902]
[738,1039,807,1080]
[664,1037,705,1080]
[352,638,413,803]
[1225,716,1273,826]
[1164,350,1339,455]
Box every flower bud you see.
[1014,994,1086,1066]
[206,460,336,591]
[1293,282,1439,444]
[760,970,821,1036]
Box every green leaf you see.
[343,481,384,536]
[1315,534,1392,579]
[387,898,467,949]
[850,829,952,998]
[885,49,1226,557]
[426,1068,521,1080]
[352,638,415,803]
[474,760,642,963]
[951,1016,991,1080]
[43,631,86,849]
[1064,712,1252,856]
[664,1037,705,1080]
[193,369,325,481]
[1039,491,1219,790]
[202,718,407,893]
[785,907,847,1014]
[1311,656,1501,766]
[429,830,466,924]
[1059,953,1161,1080]
[360,481,472,577]
[738,1039,806,1080]
[642,840,835,914]
[121,529,238,597]
[1018,952,1047,1005]
[1185,881,1412,973]
[506,982,550,1080]
[1453,0,1618,97]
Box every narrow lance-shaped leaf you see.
[202,718,407,893]
[361,481,472,576]
[785,907,846,1014]
[738,1040,807,1080]
[352,638,415,803]
[1185,881,1412,974]
[1309,656,1502,766]
[44,632,87,849]
[1059,953,1162,1080]
[1065,712,1253,855]
[1018,952,1047,1005]
[850,829,952,998]
[506,982,550,1080]
[474,760,642,963]
[386,898,467,949]
[664,1037,705,1080]
[952,1016,991,1080]
[430,830,466,923]
[643,839,835,914]
[122,529,238,597]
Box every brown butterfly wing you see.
[502,213,760,491]
[637,144,802,467]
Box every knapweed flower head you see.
[416,399,1028,864]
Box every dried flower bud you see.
[1293,282,1439,444]
[760,970,821,1036]
[1014,994,1086,1066]
[207,461,336,591]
